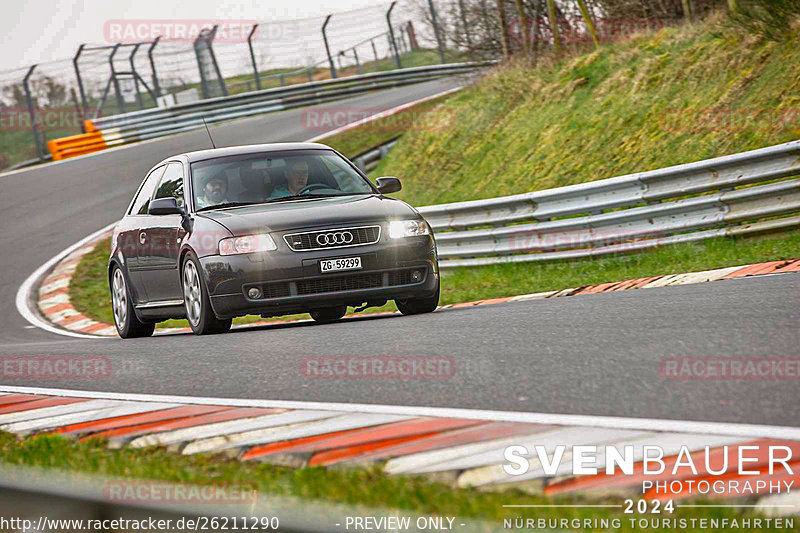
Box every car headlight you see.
[219,234,277,255]
[388,219,430,239]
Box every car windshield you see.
[190,149,375,211]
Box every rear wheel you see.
[110,266,155,338]
[396,283,440,316]
[310,305,347,323]
[182,254,232,335]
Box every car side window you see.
[130,165,166,215]
[153,162,185,209]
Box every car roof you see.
[164,143,335,165]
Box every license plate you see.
[320,257,362,273]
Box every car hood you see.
[197,194,418,235]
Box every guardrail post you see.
[427,0,446,63]
[248,24,261,90]
[322,15,337,79]
[386,2,402,69]
[72,44,89,130]
[109,44,125,114]
[23,65,45,161]
[148,37,162,98]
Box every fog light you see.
[411,269,423,282]
[248,287,262,299]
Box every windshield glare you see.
[190,150,375,210]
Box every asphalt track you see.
[1,76,798,428]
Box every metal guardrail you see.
[352,138,400,172]
[83,63,488,150]
[415,140,800,268]
[0,465,499,533]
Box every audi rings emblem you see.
[316,231,354,246]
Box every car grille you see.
[250,268,425,300]
[296,272,383,295]
[283,225,381,251]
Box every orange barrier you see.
[47,130,107,161]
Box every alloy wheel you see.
[183,261,202,326]
[111,268,128,328]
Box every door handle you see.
[139,232,146,245]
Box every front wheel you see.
[396,283,440,316]
[310,305,347,323]
[182,254,232,335]
[110,266,155,338]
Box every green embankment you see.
[379,16,800,206]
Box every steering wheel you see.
[298,183,330,195]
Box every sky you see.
[0,0,401,73]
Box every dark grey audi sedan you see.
[108,143,439,338]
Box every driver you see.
[196,175,230,208]
[269,159,309,199]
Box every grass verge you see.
[1,431,794,531]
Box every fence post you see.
[148,37,162,98]
[208,25,228,96]
[248,24,261,90]
[72,44,88,130]
[23,65,45,161]
[371,39,379,63]
[322,15,337,79]
[353,47,362,74]
[129,43,144,110]
[427,0,446,63]
[194,30,211,98]
[386,1,402,69]
[109,44,125,114]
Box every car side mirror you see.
[149,197,185,216]
[376,176,402,194]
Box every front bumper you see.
[200,234,438,318]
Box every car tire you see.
[182,253,232,335]
[396,282,440,316]
[110,265,155,339]
[310,305,347,323]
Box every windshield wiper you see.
[261,193,347,204]
[196,201,258,212]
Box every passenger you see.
[196,175,229,208]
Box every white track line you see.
[1,385,799,440]
[15,221,119,339]
[305,86,463,142]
